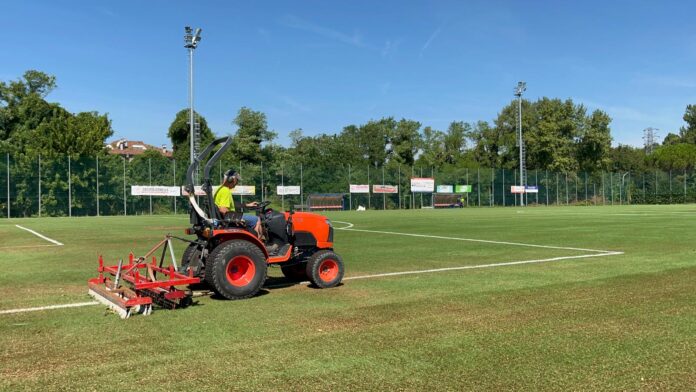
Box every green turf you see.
[1,205,695,391]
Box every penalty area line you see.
[15,225,64,246]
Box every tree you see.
[232,107,277,164]
[442,121,471,164]
[662,132,681,146]
[418,126,445,167]
[610,145,648,172]
[679,104,696,144]
[651,143,696,171]
[167,109,215,164]
[390,119,421,166]
[577,109,612,172]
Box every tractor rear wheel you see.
[306,250,344,288]
[208,240,267,300]
[281,263,307,282]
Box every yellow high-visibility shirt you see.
[214,186,236,212]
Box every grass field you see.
[1,205,695,391]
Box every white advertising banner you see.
[411,178,435,193]
[231,186,256,195]
[181,185,219,196]
[510,185,526,194]
[525,186,539,194]
[277,185,301,195]
[373,184,398,194]
[181,185,255,196]
[349,184,370,193]
[436,185,454,193]
[131,186,181,197]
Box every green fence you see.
[1,153,694,217]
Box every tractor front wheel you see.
[208,240,267,300]
[306,250,344,288]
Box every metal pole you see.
[173,160,177,214]
[685,169,687,203]
[149,158,152,215]
[610,172,613,205]
[519,93,523,207]
[585,172,588,203]
[398,164,401,209]
[281,163,284,211]
[260,161,264,201]
[490,168,494,207]
[96,155,100,216]
[300,163,303,208]
[123,157,127,216]
[239,160,243,204]
[502,169,505,207]
[535,169,539,205]
[348,164,352,211]
[188,47,195,176]
[419,167,423,208]
[6,153,9,218]
[367,165,371,209]
[38,155,41,217]
[382,165,386,210]
[565,173,569,205]
[545,170,549,206]
[477,168,481,207]
[68,156,72,217]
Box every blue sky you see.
[3,0,696,148]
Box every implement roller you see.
[88,235,199,318]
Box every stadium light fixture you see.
[514,81,527,206]
[184,26,203,177]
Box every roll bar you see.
[185,136,233,225]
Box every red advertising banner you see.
[373,184,398,194]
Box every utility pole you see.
[643,127,658,154]
[514,81,527,206]
[184,26,202,182]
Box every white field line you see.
[0,301,98,315]
[15,225,64,246]
[331,221,615,253]
[0,244,58,250]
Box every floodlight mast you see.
[184,26,202,182]
[514,81,527,206]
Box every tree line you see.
[3,70,696,216]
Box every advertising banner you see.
[525,186,539,193]
[436,185,454,193]
[373,184,398,194]
[131,186,181,197]
[510,185,526,194]
[231,186,256,195]
[411,178,435,193]
[181,185,219,196]
[349,184,370,193]
[455,185,472,193]
[277,185,301,195]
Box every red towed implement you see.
[88,236,199,318]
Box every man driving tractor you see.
[214,169,262,238]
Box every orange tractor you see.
[88,137,344,317]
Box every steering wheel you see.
[251,200,272,216]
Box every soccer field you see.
[1,205,695,391]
